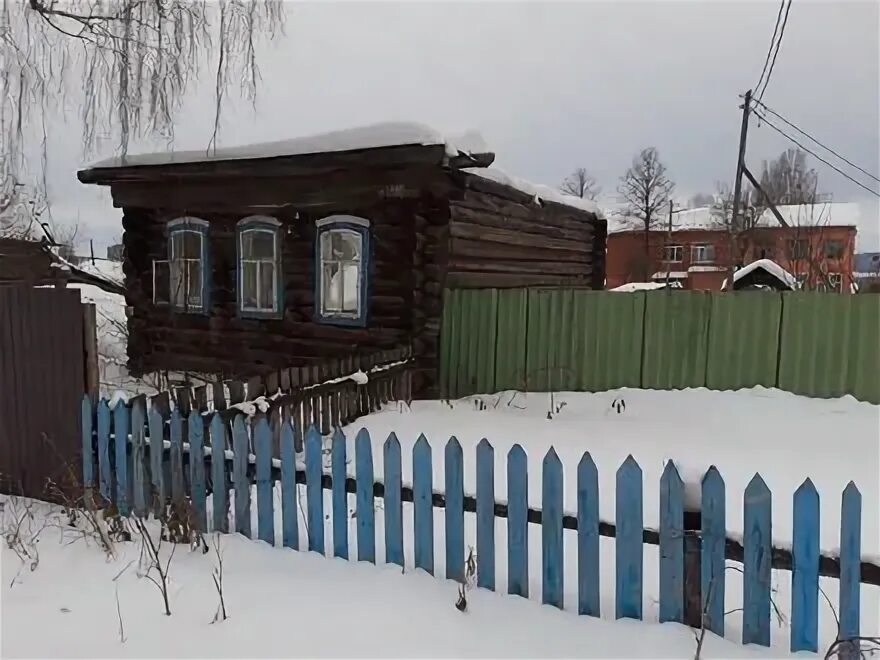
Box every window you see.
[794,273,808,290]
[820,273,842,292]
[823,240,844,260]
[167,217,209,312]
[237,216,282,317]
[691,244,716,264]
[787,239,810,260]
[663,245,683,263]
[315,215,370,325]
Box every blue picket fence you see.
[81,396,866,653]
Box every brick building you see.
[606,202,860,292]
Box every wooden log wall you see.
[444,173,605,289]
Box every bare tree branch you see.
[560,167,601,200]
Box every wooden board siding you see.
[445,173,605,289]
[120,187,438,379]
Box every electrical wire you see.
[756,0,793,104]
[752,98,880,183]
[754,0,786,93]
[752,110,880,197]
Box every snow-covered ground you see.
[0,498,838,658]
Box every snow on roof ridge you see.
[87,122,490,169]
[462,166,603,218]
[721,258,796,290]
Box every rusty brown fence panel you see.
[0,287,86,499]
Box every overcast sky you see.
[41,0,880,251]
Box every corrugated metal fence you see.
[0,287,88,498]
[439,289,880,404]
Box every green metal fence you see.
[439,289,880,404]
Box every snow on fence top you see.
[463,166,602,217]
[87,122,491,169]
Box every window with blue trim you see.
[315,215,370,325]
[237,216,282,317]
[167,217,209,313]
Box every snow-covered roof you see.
[462,167,602,217]
[610,281,680,292]
[721,258,796,290]
[651,271,688,280]
[86,122,490,169]
[607,202,869,234]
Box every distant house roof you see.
[721,258,796,291]
[607,202,866,234]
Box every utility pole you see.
[728,89,752,291]
[665,199,673,287]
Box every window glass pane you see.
[321,232,334,260]
[242,261,258,309]
[170,261,185,307]
[186,260,202,306]
[242,229,275,260]
[341,263,359,312]
[323,263,341,312]
[174,230,202,259]
[259,263,275,310]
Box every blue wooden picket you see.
[189,410,207,531]
[577,452,600,617]
[444,437,464,582]
[701,466,725,636]
[413,434,433,575]
[169,410,184,504]
[476,438,495,591]
[81,396,94,490]
[148,407,165,510]
[96,399,111,503]
[112,401,130,516]
[331,427,348,559]
[130,400,147,517]
[839,482,862,645]
[743,473,771,647]
[659,461,684,624]
[305,425,324,554]
[542,448,563,609]
[615,455,642,620]
[356,428,375,563]
[791,478,819,653]
[232,415,251,538]
[255,416,274,545]
[210,415,228,533]
[383,433,404,567]
[507,444,528,598]
[280,421,298,550]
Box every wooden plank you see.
[305,425,324,554]
[232,415,251,538]
[130,400,148,517]
[791,478,819,653]
[148,407,165,514]
[113,402,130,516]
[188,410,207,532]
[228,381,245,405]
[384,433,404,567]
[97,400,112,504]
[255,416,274,545]
[839,482,862,645]
[542,448,563,609]
[247,376,265,400]
[743,474,772,646]
[175,387,192,416]
[80,396,94,489]
[659,461,684,624]
[169,410,184,504]
[212,382,227,411]
[413,434,433,575]
[506,444,528,598]
[577,452,600,617]
[193,385,209,412]
[615,455,643,620]
[210,415,229,533]
[476,438,495,591]
[444,436,464,582]
[701,466,726,636]
[356,429,376,563]
[332,427,348,559]
[280,421,298,550]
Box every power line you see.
[752,98,880,183]
[754,0,786,93]
[756,0,793,104]
[752,109,880,198]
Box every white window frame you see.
[691,243,716,264]
[168,217,208,312]
[237,216,282,316]
[663,245,683,263]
